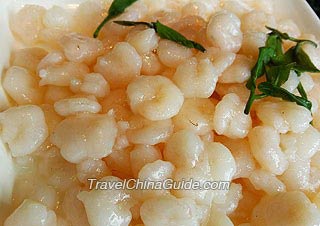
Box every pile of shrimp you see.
[1,0,320,226]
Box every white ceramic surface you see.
[0,0,319,210]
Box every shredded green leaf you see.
[244,46,274,114]
[113,20,154,28]
[294,41,320,73]
[297,82,308,99]
[93,0,138,38]
[246,47,274,90]
[265,63,296,86]
[152,21,206,52]
[266,26,318,45]
[244,27,319,114]
[258,82,312,110]
[113,20,206,52]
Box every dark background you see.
[308,0,320,17]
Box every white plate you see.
[0,0,319,212]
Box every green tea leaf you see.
[266,34,284,64]
[294,41,320,73]
[244,45,275,114]
[297,82,308,99]
[266,27,319,72]
[113,20,154,28]
[281,47,296,64]
[244,93,266,115]
[93,0,138,38]
[266,26,318,46]
[265,63,296,86]
[244,27,318,114]
[246,47,274,90]
[113,20,206,52]
[258,82,312,110]
[244,92,256,115]
[152,21,206,52]
[266,26,299,42]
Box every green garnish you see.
[258,82,312,110]
[294,41,320,72]
[297,82,308,99]
[114,20,206,52]
[93,0,138,38]
[244,27,320,114]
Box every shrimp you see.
[127,75,184,121]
